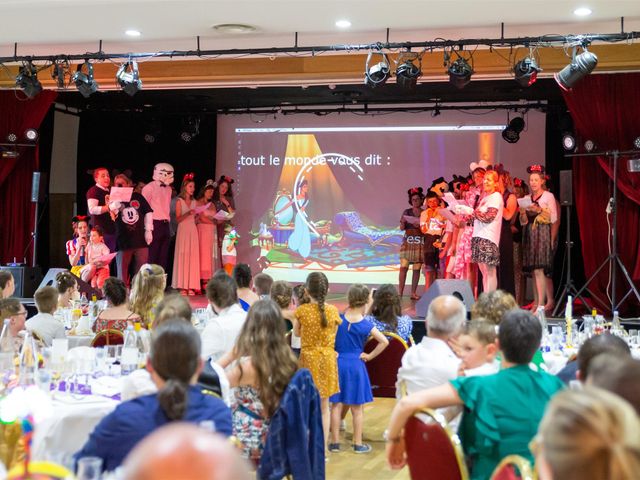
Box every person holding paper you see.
[398,187,425,299]
[195,180,219,290]
[420,192,446,293]
[471,170,503,293]
[112,174,154,287]
[86,167,117,251]
[213,175,236,259]
[172,174,201,295]
[80,225,111,288]
[520,165,558,313]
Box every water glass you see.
[36,368,52,393]
[94,347,107,375]
[76,456,102,480]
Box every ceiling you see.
[4,1,639,112]
[1,0,639,54]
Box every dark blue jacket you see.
[75,386,232,472]
[258,368,324,480]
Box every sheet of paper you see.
[193,202,212,215]
[453,205,474,215]
[443,192,459,207]
[109,187,133,203]
[214,210,235,221]
[94,252,117,265]
[517,197,533,209]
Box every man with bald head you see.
[396,295,465,397]
[122,423,250,480]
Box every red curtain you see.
[561,72,640,314]
[0,90,57,265]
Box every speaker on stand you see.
[30,171,47,268]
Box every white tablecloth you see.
[32,394,118,461]
[543,346,640,375]
[66,335,94,348]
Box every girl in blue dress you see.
[287,180,312,258]
[329,284,389,454]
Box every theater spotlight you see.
[6,133,18,143]
[364,51,390,87]
[514,57,541,87]
[72,61,99,98]
[554,46,598,91]
[180,117,200,143]
[15,62,42,98]
[584,139,596,152]
[633,136,640,150]
[116,60,142,96]
[395,54,421,90]
[562,133,576,151]
[502,116,526,144]
[24,129,39,142]
[448,57,473,89]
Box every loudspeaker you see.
[559,170,573,206]
[415,279,475,318]
[39,268,102,299]
[0,266,42,298]
[31,171,48,203]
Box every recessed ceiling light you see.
[212,24,257,34]
[335,19,352,28]
[125,29,141,37]
[573,7,592,17]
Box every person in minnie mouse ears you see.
[519,164,558,314]
[111,173,154,287]
[398,187,425,299]
[213,175,236,259]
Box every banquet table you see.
[32,393,118,462]
[542,346,640,375]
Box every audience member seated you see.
[386,309,564,480]
[470,290,518,325]
[93,277,140,333]
[55,271,79,309]
[121,294,194,401]
[122,424,251,480]
[218,299,298,464]
[233,264,259,312]
[201,273,246,361]
[153,293,193,328]
[587,354,640,415]
[533,387,640,480]
[25,286,65,346]
[457,320,499,377]
[75,320,232,473]
[0,271,15,299]
[363,284,412,343]
[0,298,27,352]
[253,273,273,299]
[396,295,465,397]
[129,264,166,329]
[556,333,631,384]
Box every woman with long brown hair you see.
[218,299,298,463]
[130,263,166,328]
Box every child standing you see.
[329,284,388,453]
[221,225,238,276]
[457,320,500,377]
[293,272,341,451]
[80,225,111,288]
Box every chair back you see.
[90,329,124,347]
[490,455,534,480]
[364,331,408,397]
[404,408,469,480]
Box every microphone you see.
[473,194,480,209]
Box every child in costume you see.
[80,226,111,288]
[222,225,238,275]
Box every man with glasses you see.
[0,297,28,352]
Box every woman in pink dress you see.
[172,173,201,295]
[195,180,219,290]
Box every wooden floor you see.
[326,397,411,480]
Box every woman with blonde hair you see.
[218,299,298,463]
[130,264,166,328]
[534,387,640,480]
[470,289,518,325]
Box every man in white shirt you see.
[200,274,246,361]
[25,286,66,347]
[396,295,466,397]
